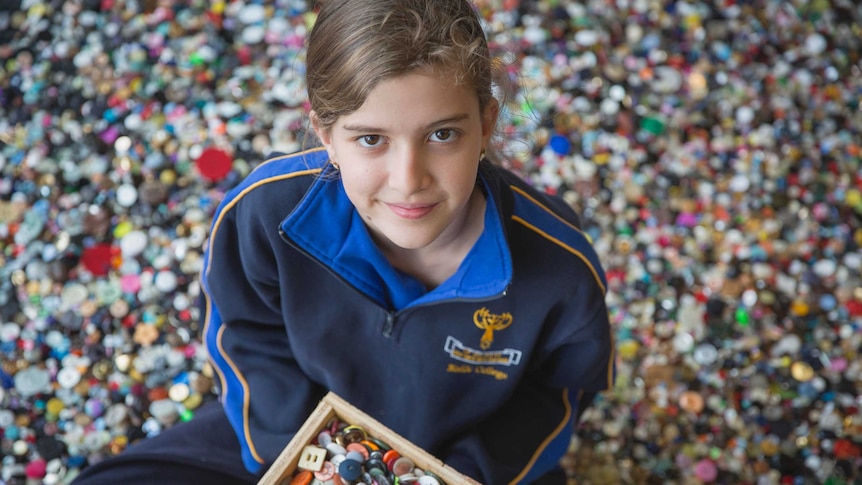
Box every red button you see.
[80,243,115,276]
[195,147,233,181]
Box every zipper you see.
[279,226,400,338]
[279,226,509,339]
[383,312,395,338]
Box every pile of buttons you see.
[289,421,447,485]
[0,0,861,483]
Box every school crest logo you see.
[474,307,512,349]
[444,307,522,369]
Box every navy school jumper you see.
[201,148,615,483]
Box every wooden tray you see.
[258,392,481,484]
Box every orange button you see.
[679,390,704,414]
[290,470,312,485]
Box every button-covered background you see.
[1,0,860,483]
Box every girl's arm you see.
[201,196,326,476]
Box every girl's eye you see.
[430,129,455,142]
[358,135,382,147]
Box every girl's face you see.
[313,69,498,254]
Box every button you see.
[391,456,415,475]
[14,366,51,396]
[195,147,233,181]
[338,458,362,481]
[115,184,138,207]
[168,383,190,402]
[345,442,369,461]
[149,399,178,425]
[325,442,347,456]
[297,445,326,472]
[56,367,82,389]
[342,425,367,443]
[679,391,704,414]
[290,471,313,485]
[791,361,814,382]
[313,462,336,481]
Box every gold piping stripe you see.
[511,215,606,295]
[510,185,585,236]
[248,147,326,176]
[510,186,616,388]
[203,298,229,401]
[507,389,574,485]
[203,167,322,282]
[216,325,264,464]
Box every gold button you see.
[791,361,814,382]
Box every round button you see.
[14,367,51,396]
[313,461,335,481]
[391,456,415,475]
[342,425,367,443]
[115,183,138,207]
[289,470,313,485]
[0,322,21,342]
[56,367,81,389]
[679,391,704,414]
[693,343,718,366]
[338,458,363,481]
[317,430,332,447]
[791,361,814,382]
[345,443,371,461]
[169,383,190,402]
[195,147,233,181]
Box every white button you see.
[116,183,138,207]
[57,367,82,389]
[120,230,148,257]
[0,322,20,342]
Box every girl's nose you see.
[389,146,429,194]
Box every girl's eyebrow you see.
[341,113,471,133]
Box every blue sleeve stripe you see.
[200,152,324,472]
[508,389,575,484]
[510,186,607,294]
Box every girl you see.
[74,0,614,483]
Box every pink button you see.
[121,274,141,294]
[694,459,717,482]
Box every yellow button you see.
[791,361,814,382]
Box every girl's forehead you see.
[337,71,481,129]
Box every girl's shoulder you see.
[214,148,330,222]
[242,147,330,188]
[484,162,582,228]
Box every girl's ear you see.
[310,110,335,159]
[481,98,500,145]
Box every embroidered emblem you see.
[473,307,512,349]
[444,336,522,366]
[443,308,521,380]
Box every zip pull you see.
[383,312,395,338]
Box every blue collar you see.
[280,167,511,311]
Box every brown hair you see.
[306,0,496,132]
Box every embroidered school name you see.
[447,363,509,380]
[444,336,522,380]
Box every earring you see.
[331,159,339,170]
[480,149,486,160]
